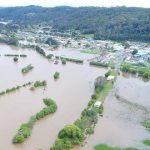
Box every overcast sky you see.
[0,0,150,8]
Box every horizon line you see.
[0,5,149,9]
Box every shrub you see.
[86,127,94,135]
[58,124,84,142]
[20,54,27,57]
[22,64,34,74]
[46,54,53,59]
[36,46,46,56]
[143,72,150,78]
[90,61,109,68]
[13,57,18,62]
[43,98,55,106]
[144,120,150,129]
[50,139,73,150]
[34,80,47,88]
[13,134,25,144]
[61,58,66,64]
[91,94,97,99]
[105,70,111,78]
[143,140,150,146]
[60,57,83,63]
[54,72,60,79]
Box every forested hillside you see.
[1,5,150,41]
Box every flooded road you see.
[0,44,107,150]
[77,75,150,150]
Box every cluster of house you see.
[126,50,150,64]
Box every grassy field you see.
[95,144,138,150]
[97,70,117,102]
[143,140,150,146]
[80,49,100,54]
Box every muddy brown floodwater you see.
[0,44,107,150]
[75,75,150,150]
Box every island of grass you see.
[50,70,117,150]
[61,58,66,64]
[143,140,150,147]
[0,82,33,96]
[13,57,18,62]
[21,64,34,74]
[60,57,83,64]
[90,61,109,68]
[143,120,150,130]
[5,54,19,57]
[80,49,99,54]
[13,98,57,144]
[4,54,27,57]
[143,120,150,147]
[34,80,47,88]
[53,72,60,80]
[20,54,27,57]
[120,62,150,79]
[95,144,138,150]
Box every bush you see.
[90,61,109,68]
[105,70,111,78]
[91,94,97,99]
[0,91,5,95]
[46,54,53,59]
[143,140,150,146]
[86,127,94,135]
[143,72,150,78]
[36,46,46,57]
[144,120,150,129]
[61,58,66,64]
[50,139,73,150]
[43,98,55,106]
[12,116,36,144]
[13,57,18,62]
[13,134,25,144]
[36,99,57,120]
[58,125,84,142]
[60,57,83,64]
[20,54,27,57]
[34,80,47,88]
[54,72,60,79]
[22,64,34,74]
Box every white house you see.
[107,75,115,81]
[94,101,102,107]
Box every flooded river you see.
[0,44,150,150]
[0,44,107,150]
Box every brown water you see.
[0,44,107,150]
[76,75,150,150]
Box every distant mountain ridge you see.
[1,5,150,41]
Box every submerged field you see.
[76,75,150,150]
[0,44,107,150]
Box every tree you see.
[46,37,59,46]
[54,72,60,79]
[13,57,18,62]
[132,49,138,55]
[58,124,84,142]
[94,76,106,90]
[13,135,25,144]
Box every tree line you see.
[1,6,150,41]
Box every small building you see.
[94,101,102,107]
[107,75,115,81]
